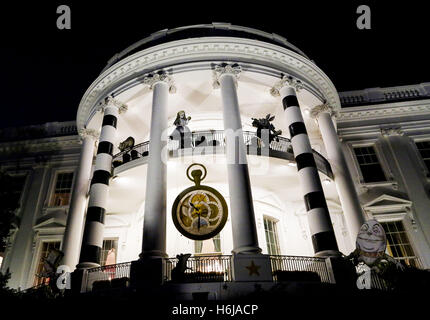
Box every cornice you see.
[337,119,430,140]
[77,36,340,130]
[0,136,80,155]
[338,100,430,122]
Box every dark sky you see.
[1,1,428,128]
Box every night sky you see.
[1,1,428,128]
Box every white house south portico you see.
[58,23,368,294]
[5,23,430,296]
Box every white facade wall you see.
[2,95,430,289]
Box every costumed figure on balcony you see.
[170,111,192,149]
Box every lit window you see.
[353,146,386,183]
[195,234,221,255]
[50,172,74,206]
[415,141,430,172]
[381,221,420,267]
[100,239,118,266]
[264,216,281,255]
[34,241,61,286]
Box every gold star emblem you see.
[245,260,261,276]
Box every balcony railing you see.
[86,262,131,292]
[83,254,335,292]
[112,130,333,178]
[270,255,331,283]
[75,254,430,292]
[355,264,389,291]
[164,255,232,282]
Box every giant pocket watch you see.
[172,163,228,240]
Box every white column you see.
[62,129,98,270]
[311,105,365,244]
[271,76,339,257]
[214,64,261,254]
[140,72,175,259]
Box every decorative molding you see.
[78,128,99,140]
[339,82,430,107]
[404,207,418,232]
[338,102,430,122]
[309,103,338,119]
[269,75,303,97]
[363,194,412,216]
[76,37,341,130]
[102,96,128,114]
[212,63,242,89]
[0,136,81,154]
[380,126,404,137]
[142,71,176,93]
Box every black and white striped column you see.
[62,128,98,271]
[77,99,122,268]
[278,82,339,256]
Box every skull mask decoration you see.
[356,219,387,266]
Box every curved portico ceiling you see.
[77,27,341,131]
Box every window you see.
[381,221,419,267]
[50,172,74,206]
[9,174,27,210]
[415,141,430,172]
[0,173,26,212]
[34,241,61,286]
[195,234,221,255]
[264,217,281,255]
[353,146,386,183]
[100,239,118,266]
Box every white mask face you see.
[356,220,387,265]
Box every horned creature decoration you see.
[251,114,282,145]
[171,253,192,282]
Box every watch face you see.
[172,186,228,240]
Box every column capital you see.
[143,71,177,94]
[102,96,128,114]
[212,63,242,89]
[78,128,99,141]
[270,75,303,97]
[380,126,404,137]
[309,104,339,119]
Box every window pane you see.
[194,233,221,254]
[264,217,281,255]
[34,241,61,286]
[381,221,418,267]
[100,239,118,266]
[353,146,386,183]
[416,141,430,172]
[50,172,74,206]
